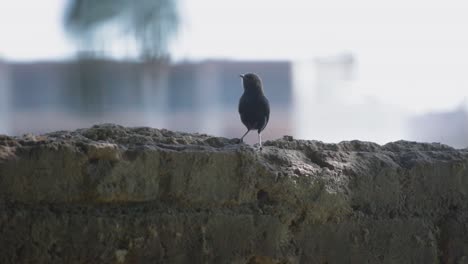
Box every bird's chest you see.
[239,94,265,122]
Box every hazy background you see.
[0,0,467,147]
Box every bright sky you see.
[0,0,73,61]
[0,0,467,112]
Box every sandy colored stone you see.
[0,124,467,263]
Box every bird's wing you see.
[238,94,251,127]
[259,96,270,132]
[238,95,247,114]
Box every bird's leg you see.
[239,129,250,143]
[258,132,263,150]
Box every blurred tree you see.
[64,0,179,59]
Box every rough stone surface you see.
[0,124,467,263]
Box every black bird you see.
[238,73,270,148]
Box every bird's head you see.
[239,73,263,93]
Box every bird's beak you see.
[239,74,244,79]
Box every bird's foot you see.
[253,143,263,151]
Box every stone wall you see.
[0,124,467,263]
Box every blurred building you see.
[0,59,293,142]
[9,55,467,147]
[0,60,10,134]
[314,53,355,103]
[408,105,468,148]
[293,53,408,144]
